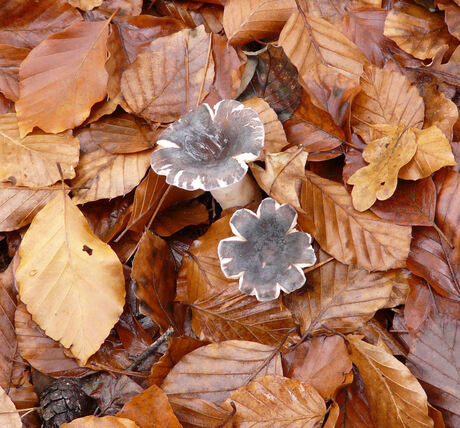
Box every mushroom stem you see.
[210,174,261,210]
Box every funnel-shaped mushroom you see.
[150,100,264,209]
[218,198,316,301]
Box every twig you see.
[196,34,213,107]
[304,256,334,273]
[128,327,174,371]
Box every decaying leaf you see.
[0,113,79,187]
[222,374,327,427]
[121,25,214,123]
[16,20,110,136]
[16,192,125,364]
[299,171,412,270]
[349,335,434,428]
[347,124,417,211]
[0,385,21,428]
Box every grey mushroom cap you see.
[218,198,317,301]
[150,100,265,191]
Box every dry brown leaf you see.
[161,340,282,404]
[279,10,367,123]
[349,335,433,428]
[286,251,394,336]
[121,25,214,123]
[299,171,412,270]
[347,124,417,211]
[68,0,104,10]
[117,385,181,428]
[0,0,82,49]
[384,4,453,60]
[0,113,79,187]
[251,147,308,209]
[287,335,352,398]
[0,385,21,428]
[352,64,424,142]
[223,0,296,45]
[71,132,152,204]
[399,126,457,180]
[242,97,288,156]
[438,0,460,41]
[0,44,29,102]
[16,20,110,136]
[62,416,140,428]
[15,193,125,364]
[222,374,327,427]
[0,185,63,232]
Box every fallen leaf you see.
[0,113,80,187]
[161,340,282,404]
[437,0,460,41]
[286,335,352,398]
[384,3,453,60]
[251,147,308,208]
[15,192,125,364]
[399,126,457,180]
[62,415,140,428]
[16,20,110,136]
[347,124,417,211]
[299,171,412,270]
[0,0,82,49]
[222,374,326,427]
[223,0,296,45]
[117,385,181,428]
[0,44,29,102]
[352,64,424,142]
[435,169,460,242]
[70,132,152,205]
[386,268,411,308]
[0,385,21,428]
[131,230,176,332]
[348,335,433,428]
[121,25,214,123]
[407,311,460,428]
[68,0,103,11]
[285,251,394,336]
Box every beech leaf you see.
[0,385,21,428]
[15,192,125,364]
[16,20,110,136]
[62,416,140,428]
[0,44,29,102]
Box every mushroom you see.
[218,197,316,301]
[150,99,265,209]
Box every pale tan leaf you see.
[286,251,394,336]
[0,113,79,187]
[0,385,21,428]
[352,64,424,143]
[299,171,412,270]
[62,415,140,428]
[0,44,29,101]
[251,147,308,209]
[16,193,125,364]
[0,185,62,232]
[161,340,282,404]
[68,0,103,11]
[71,132,152,204]
[121,25,214,123]
[384,4,452,59]
[223,0,296,45]
[349,335,434,428]
[16,20,109,136]
[242,97,288,156]
[399,126,457,180]
[222,375,326,427]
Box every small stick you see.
[304,256,334,273]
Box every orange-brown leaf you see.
[0,44,29,101]
[62,416,140,428]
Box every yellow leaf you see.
[399,126,457,180]
[347,124,417,211]
[16,192,125,364]
[62,416,140,428]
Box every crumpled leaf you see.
[16,20,110,136]
[0,44,29,101]
[0,385,21,428]
[223,0,296,45]
[352,63,424,143]
[0,113,80,187]
[347,124,417,211]
[161,340,282,406]
[299,171,412,270]
[222,374,327,427]
[121,25,214,123]
[251,147,308,209]
[16,192,125,364]
[399,126,457,180]
[349,335,434,428]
